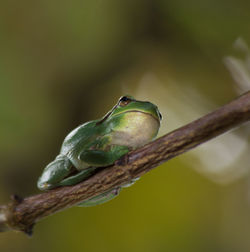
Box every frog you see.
[37,96,162,207]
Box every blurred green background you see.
[1,0,250,251]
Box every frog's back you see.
[60,120,99,156]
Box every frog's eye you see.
[119,96,132,107]
[159,112,162,120]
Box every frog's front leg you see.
[77,187,121,207]
[79,145,130,167]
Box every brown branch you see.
[1,91,250,236]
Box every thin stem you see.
[0,91,250,235]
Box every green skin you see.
[37,96,162,207]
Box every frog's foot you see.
[38,182,51,190]
[77,187,121,207]
[122,177,140,188]
[58,167,95,187]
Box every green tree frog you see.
[37,96,162,206]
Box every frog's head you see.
[102,96,162,148]
[111,96,162,122]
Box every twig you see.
[1,91,250,236]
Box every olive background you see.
[1,1,250,252]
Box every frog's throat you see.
[110,111,160,148]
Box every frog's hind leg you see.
[37,154,75,190]
[37,154,94,190]
[77,187,121,207]
[58,167,95,187]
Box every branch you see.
[1,91,250,236]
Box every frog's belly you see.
[110,112,160,148]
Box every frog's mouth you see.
[97,109,161,125]
[118,110,161,123]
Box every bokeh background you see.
[1,1,250,251]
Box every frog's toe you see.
[37,181,54,191]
